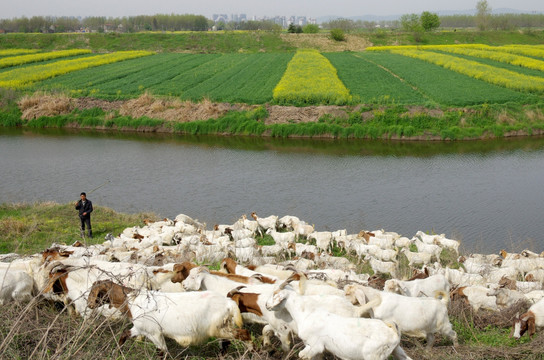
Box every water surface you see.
[1,127,543,253]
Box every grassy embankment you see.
[2,90,544,140]
[0,31,295,53]
[1,30,544,52]
[0,202,543,359]
[0,202,157,254]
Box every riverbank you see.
[0,202,543,359]
[2,92,544,140]
[0,202,158,254]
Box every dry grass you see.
[2,295,542,360]
[0,217,33,236]
[524,108,544,122]
[279,33,372,52]
[497,111,515,125]
[265,105,349,125]
[118,94,250,123]
[18,92,73,120]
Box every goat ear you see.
[528,317,536,337]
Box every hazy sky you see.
[2,0,543,19]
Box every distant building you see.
[210,13,316,28]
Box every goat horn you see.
[227,285,246,298]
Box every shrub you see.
[330,28,346,42]
[303,24,319,34]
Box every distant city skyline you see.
[2,0,543,19]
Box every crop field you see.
[0,49,40,57]
[0,43,542,107]
[0,51,154,89]
[273,49,351,105]
[40,52,293,104]
[389,49,544,93]
[324,52,429,105]
[0,49,92,69]
[367,44,544,98]
[353,51,533,106]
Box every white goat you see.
[182,266,263,296]
[0,269,34,305]
[441,267,486,287]
[369,258,398,278]
[251,212,278,236]
[308,231,333,252]
[278,215,300,231]
[265,282,411,360]
[401,248,433,267]
[512,297,544,339]
[434,235,460,254]
[384,274,450,301]
[266,228,295,248]
[87,280,249,355]
[293,221,314,240]
[413,238,442,261]
[451,286,498,312]
[344,284,457,349]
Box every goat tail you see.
[434,290,449,306]
[355,296,382,317]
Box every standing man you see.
[75,192,93,238]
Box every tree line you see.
[1,9,543,34]
[321,13,544,32]
[0,14,210,33]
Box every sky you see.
[1,0,543,19]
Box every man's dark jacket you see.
[75,199,93,218]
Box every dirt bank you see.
[14,92,544,140]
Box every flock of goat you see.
[1,211,544,359]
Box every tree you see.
[400,14,422,33]
[287,23,303,33]
[476,0,492,31]
[421,11,440,31]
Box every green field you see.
[26,48,542,107]
[324,52,429,105]
[40,52,293,103]
[358,51,535,106]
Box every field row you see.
[0,49,40,57]
[0,51,154,89]
[273,49,351,105]
[0,45,542,106]
[367,44,544,94]
[0,49,92,69]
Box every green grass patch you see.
[255,234,276,246]
[0,202,157,254]
[0,32,294,53]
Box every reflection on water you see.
[1,127,544,253]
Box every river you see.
[1,127,543,253]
